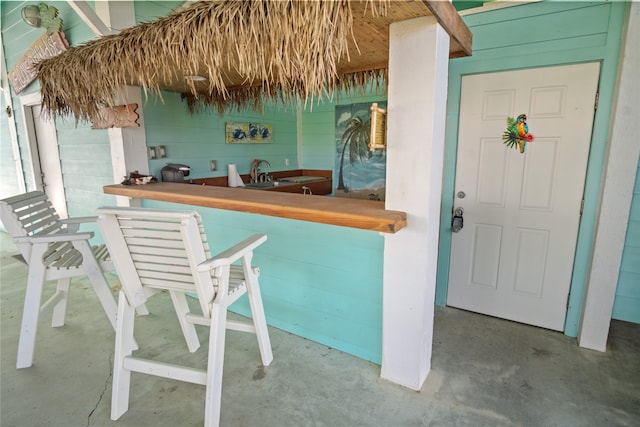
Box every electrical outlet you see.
[284,158,290,166]
[210,160,217,171]
[148,146,157,159]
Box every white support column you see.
[94,1,148,207]
[578,3,640,351]
[382,17,450,390]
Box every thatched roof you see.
[36,0,471,121]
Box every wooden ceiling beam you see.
[422,0,473,57]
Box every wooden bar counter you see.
[104,183,407,233]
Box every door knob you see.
[452,207,464,233]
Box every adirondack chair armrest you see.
[16,231,95,244]
[197,234,267,272]
[61,216,98,225]
[60,216,98,233]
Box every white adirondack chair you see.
[96,207,273,427]
[0,191,119,369]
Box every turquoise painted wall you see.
[134,1,182,23]
[613,164,640,323]
[2,0,113,243]
[143,92,299,179]
[140,199,385,363]
[434,1,632,334]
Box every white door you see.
[447,63,600,331]
[22,96,67,218]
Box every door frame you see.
[436,58,621,338]
[433,0,629,347]
[445,64,600,331]
[20,91,67,218]
[1,41,26,195]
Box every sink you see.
[278,176,325,183]
[244,182,277,189]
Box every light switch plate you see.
[158,145,167,158]
[210,160,217,171]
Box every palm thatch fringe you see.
[183,67,389,115]
[35,0,391,121]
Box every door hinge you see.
[580,198,585,215]
[567,293,571,309]
[594,92,599,110]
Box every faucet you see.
[250,159,271,183]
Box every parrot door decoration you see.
[503,114,535,153]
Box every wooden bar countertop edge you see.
[104,183,407,234]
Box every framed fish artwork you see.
[226,122,273,144]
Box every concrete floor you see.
[1,231,639,427]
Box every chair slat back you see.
[96,207,216,317]
[0,191,62,261]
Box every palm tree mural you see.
[336,116,372,192]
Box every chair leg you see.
[16,244,48,369]
[169,290,200,352]
[111,291,136,421]
[244,264,273,366]
[50,277,71,327]
[204,303,228,427]
[73,240,118,331]
[135,303,149,316]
